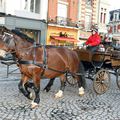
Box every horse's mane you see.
[11,29,34,43]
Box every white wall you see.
[39,0,48,20]
[4,0,48,20]
[5,0,21,14]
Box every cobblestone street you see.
[0,63,120,120]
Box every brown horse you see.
[0,27,56,92]
[0,28,85,108]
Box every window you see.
[85,15,91,30]
[0,0,2,7]
[30,0,40,13]
[23,0,40,13]
[24,0,28,10]
[100,12,103,23]
[110,14,113,21]
[103,13,106,23]
[57,2,67,18]
[86,0,92,6]
[114,25,117,33]
[114,14,117,21]
[57,1,68,25]
[30,0,34,12]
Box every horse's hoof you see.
[79,87,85,96]
[79,93,85,96]
[55,90,63,98]
[31,101,39,109]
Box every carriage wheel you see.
[66,73,78,86]
[116,68,120,89]
[93,69,110,94]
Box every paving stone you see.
[0,63,120,119]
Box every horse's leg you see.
[55,75,66,98]
[18,74,32,99]
[25,81,34,89]
[43,78,55,92]
[78,62,86,96]
[31,72,41,109]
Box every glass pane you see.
[57,3,67,18]
[30,0,34,12]
[0,0,2,7]
[35,0,40,13]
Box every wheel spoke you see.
[93,69,110,94]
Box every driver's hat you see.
[91,28,98,32]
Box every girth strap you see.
[18,60,67,74]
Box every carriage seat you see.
[75,48,93,62]
[111,50,120,60]
[112,45,120,51]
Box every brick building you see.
[47,0,79,45]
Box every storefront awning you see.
[50,36,79,42]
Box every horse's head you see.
[0,32,16,58]
[3,32,16,50]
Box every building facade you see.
[0,0,48,44]
[78,0,110,42]
[47,0,79,45]
[97,0,110,34]
[108,9,120,40]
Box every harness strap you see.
[43,45,47,65]
[18,60,67,74]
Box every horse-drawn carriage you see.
[1,26,120,109]
[67,45,120,94]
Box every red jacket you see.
[85,33,101,46]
